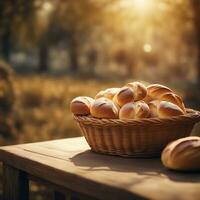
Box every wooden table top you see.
[0,137,200,200]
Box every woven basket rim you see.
[73,108,200,126]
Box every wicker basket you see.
[74,109,200,157]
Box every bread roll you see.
[159,92,185,112]
[90,97,119,119]
[143,95,154,103]
[119,101,150,120]
[158,101,184,118]
[95,88,120,100]
[148,100,159,117]
[113,86,135,107]
[126,82,147,101]
[161,136,200,171]
[147,84,173,100]
[70,96,94,115]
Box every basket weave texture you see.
[74,109,200,157]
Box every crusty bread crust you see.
[126,82,147,101]
[158,101,184,118]
[70,96,94,115]
[162,136,200,171]
[119,101,150,119]
[113,86,135,107]
[90,97,119,119]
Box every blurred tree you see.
[16,0,52,73]
[53,0,116,73]
[87,46,98,76]
[191,0,200,87]
[15,0,116,73]
[0,0,51,72]
[114,48,135,77]
[37,20,67,73]
[154,0,200,106]
[162,0,198,79]
[0,0,15,61]
[0,0,36,62]
[38,40,49,72]
[0,60,15,138]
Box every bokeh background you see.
[0,0,200,199]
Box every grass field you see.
[9,75,125,144]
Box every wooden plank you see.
[0,137,200,200]
[3,164,29,200]
[29,174,95,200]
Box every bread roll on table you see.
[95,88,120,100]
[158,101,185,118]
[119,101,150,120]
[70,96,94,115]
[113,86,135,107]
[159,92,185,112]
[126,82,147,101]
[90,97,119,119]
[147,84,173,100]
[161,136,200,171]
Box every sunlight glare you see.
[134,0,151,10]
[119,0,154,14]
[143,44,152,53]
[158,2,168,11]
[42,2,53,12]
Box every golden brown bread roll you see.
[159,92,185,112]
[147,84,173,100]
[143,95,154,103]
[90,97,119,119]
[95,88,120,100]
[113,86,135,107]
[70,96,94,115]
[126,82,147,101]
[158,101,185,118]
[148,100,159,118]
[161,136,200,171]
[119,101,150,120]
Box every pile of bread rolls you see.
[70,81,186,119]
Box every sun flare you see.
[120,0,154,13]
[134,0,151,10]
[143,43,152,53]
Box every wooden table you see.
[0,137,200,200]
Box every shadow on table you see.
[70,150,200,183]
